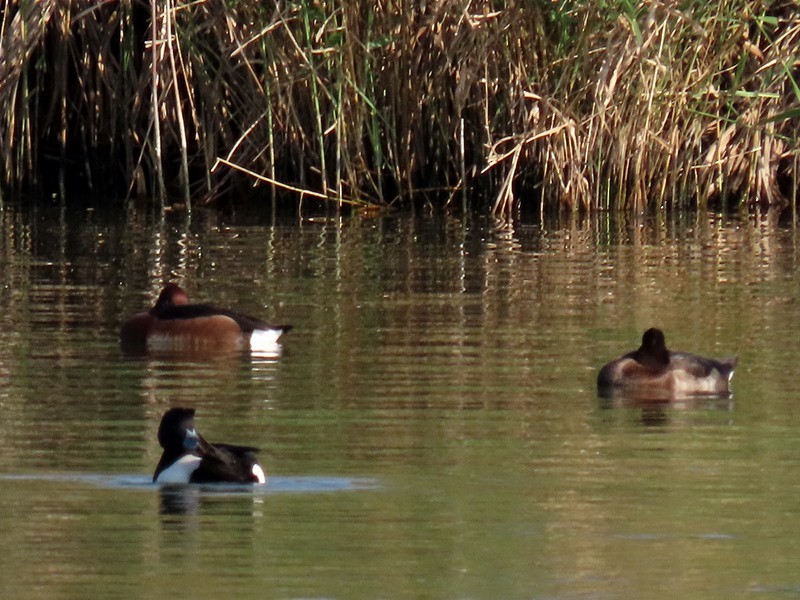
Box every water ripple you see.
[0,473,380,494]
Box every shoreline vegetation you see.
[0,1,798,215]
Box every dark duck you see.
[597,328,737,399]
[153,407,266,484]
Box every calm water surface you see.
[2,203,800,599]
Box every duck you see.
[597,328,737,399]
[153,407,266,484]
[120,283,291,353]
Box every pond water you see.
[2,201,800,599]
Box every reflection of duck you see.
[121,283,291,353]
[159,485,201,516]
[153,407,266,484]
[597,328,737,399]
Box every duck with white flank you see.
[153,407,266,484]
[597,328,737,399]
[121,283,291,353]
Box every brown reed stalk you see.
[0,0,797,214]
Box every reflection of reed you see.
[3,206,800,597]
[0,205,796,475]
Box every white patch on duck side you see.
[248,328,285,353]
[251,464,267,484]
[155,454,202,484]
[670,368,728,396]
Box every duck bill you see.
[184,428,215,456]
[183,428,201,451]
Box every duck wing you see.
[156,303,289,334]
[190,437,262,483]
[669,352,737,378]
[155,303,233,321]
[213,309,278,333]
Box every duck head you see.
[151,283,190,315]
[158,407,203,453]
[634,327,670,369]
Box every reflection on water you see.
[0,472,380,521]
[160,485,203,517]
[2,204,800,598]
[122,343,285,362]
[0,473,380,492]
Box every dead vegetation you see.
[0,0,798,214]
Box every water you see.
[2,203,800,598]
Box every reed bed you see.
[0,0,798,214]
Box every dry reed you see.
[0,0,797,214]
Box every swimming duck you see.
[153,407,266,484]
[120,283,291,353]
[597,328,737,398]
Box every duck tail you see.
[724,356,738,381]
